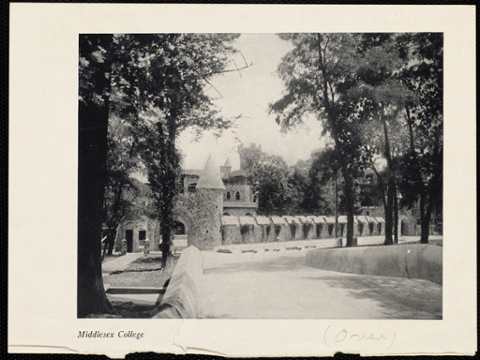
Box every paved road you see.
[102,236,443,318]
[200,237,442,319]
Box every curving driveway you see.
[199,237,442,319]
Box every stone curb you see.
[306,244,442,285]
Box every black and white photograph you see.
[9,4,476,358]
[79,32,444,320]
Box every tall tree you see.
[397,33,443,243]
[351,34,410,244]
[308,147,350,216]
[287,161,311,215]
[270,33,365,246]
[78,33,245,316]
[78,35,116,317]
[103,115,144,258]
[124,34,243,267]
[250,154,295,215]
[238,143,297,215]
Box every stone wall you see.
[222,224,242,244]
[253,224,265,242]
[306,244,442,285]
[301,222,315,240]
[215,214,400,246]
[190,188,223,250]
[115,205,413,252]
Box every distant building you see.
[114,154,258,252]
[112,152,440,254]
[357,166,441,237]
[181,157,258,217]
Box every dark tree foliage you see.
[78,33,244,316]
[238,143,298,216]
[351,34,410,244]
[271,33,442,246]
[103,115,145,258]
[121,34,242,267]
[397,33,443,243]
[270,33,365,246]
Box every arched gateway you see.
[173,205,197,247]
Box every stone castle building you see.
[114,154,259,252]
[115,153,441,253]
[181,156,258,217]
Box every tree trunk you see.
[160,231,172,268]
[420,214,430,244]
[419,191,429,244]
[381,111,395,245]
[343,169,355,247]
[421,154,442,243]
[107,230,116,255]
[393,180,399,244]
[78,100,112,318]
[105,228,117,255]
[384,176,395,245]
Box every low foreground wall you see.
[306,244,442,285]
[151,246,203,318]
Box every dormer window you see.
[235,191,240,201]
[226,191,231,200]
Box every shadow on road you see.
[304,273,442,319]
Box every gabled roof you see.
[310,216,326,224]
[338,215,359,224]
[239,216,255,225]
[283,216,298,224]
[337,215,348,224]
[296,216,313,224]
[222,216,240,226]
[324,216,336,223]
[255,216,271,225]
[357,215,375,224]
[196,154,225,190]
[270,216,286,225]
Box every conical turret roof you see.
[196,154,225,190]
[224,157,232,168]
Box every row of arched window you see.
[226,191,241,201]
[225,191,257,203]
[186,183,257,203]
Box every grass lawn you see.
[104,253,179,287]
[99,253,179,318]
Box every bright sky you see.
[178,33,328,171]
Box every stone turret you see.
[195,154,225,249]
[197,154,225,191]
[220,157,232,178]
